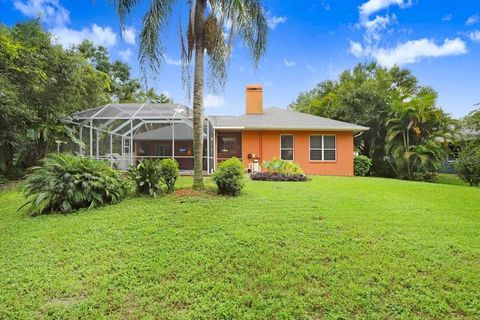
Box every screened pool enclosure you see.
[70,103,215,173]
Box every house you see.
[210,85,368,175]
[71,84,368,176]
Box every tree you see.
[0,21,110,171]
[289,62,458,179]
[134,88,173,103]
[463,108,480,135]
[114,0,268,188]
[74,40,173,104]
[386,88,456,179]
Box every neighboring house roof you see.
[208,107,369,131]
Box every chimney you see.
[246,84,263,114]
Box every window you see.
[310,135,336,161]
[280,135,294,160]
[217,132,242,160]
[155,144,172,157]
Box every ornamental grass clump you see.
[20,153,126,216]
[212,157,244,196]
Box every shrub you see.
[2,167,26,180]
[412,171,438,183]
[261,158,303,175]
[159,158,179,192]
[354,155,372,176]
[128,159,163,196]
[212,157,244,196]
[370,159,397,178]
[455,145,480,186]
[0,174,6,185]
[250,172,308,182]
[20,153,125,216]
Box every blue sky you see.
[1,0,480,118]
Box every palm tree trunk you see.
[192,1,206,189]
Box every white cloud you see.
[372,38,467,67]
[359,0,412,20]
[442,14,452,22]
[204,94,224,109]
[466,14,480,26]
[349,40,364,57]
[14,0,121,50]
[118,48,132,61]
[266,13,287,30]
[306,65,318,72]
[121,26,136,45]
[363,14,397,42]
[13,0,70,26]
[321,1,331,11]
[50,24,117,48]
[283,58,296,67]
[468,30,480,42]
[165,55,182,66]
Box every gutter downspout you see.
[259,130,263,165]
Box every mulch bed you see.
[250,172,309,182]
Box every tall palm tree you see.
[386,89,457,179]
[114,0,268,188]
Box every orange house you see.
[209,85,368,176]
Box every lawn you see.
[1,176,479,319]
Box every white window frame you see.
[280,134,295,161]
[309,134,337,162]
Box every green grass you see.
[1,176,479,319]
[436,173,470,187]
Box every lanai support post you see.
[89,120,93,158]
[79,125,83,156]
[110,134,113,166]
[172,120,175,160]
[96,129,100,160]
[130,122,133,166]
[206,121,210,174]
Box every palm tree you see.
[386,88,457,179]
[114,0,268,188]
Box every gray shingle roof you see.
[208,107,368,131]
[133,123,203,140]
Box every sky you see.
[1,0,480,118]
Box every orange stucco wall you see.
[241,130,355,176]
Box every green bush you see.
[20,154,125,216]
[455,145,480,186]
[213,157,245,196]
[354,155,373,176]
[370,159,397,178]
[159,158,179,192]
[261,158,303,175]
[128,159,163,196]
[2,167,26,180]
[0,174,6,185]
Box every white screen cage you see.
[67,103,215,173]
